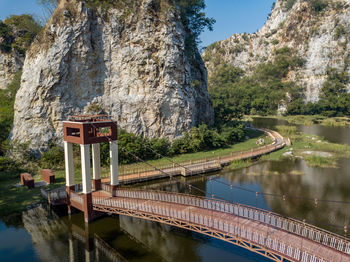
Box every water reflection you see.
[252,116,350,146]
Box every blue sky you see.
[0,0,275,47]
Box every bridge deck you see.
[86,189,350,262]
[93,196,345,262]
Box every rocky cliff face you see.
[203,0,350,102]
[0,51,23,90]
[11,0,213,153]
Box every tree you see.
[37,0,59,21]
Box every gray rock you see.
[11,0,214,154]
[203,0,350,102]
[0,50,23,89]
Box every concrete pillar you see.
[110,140,119,196]
[92,143,101,190]
[64,141,75,214]
[64,142,75,187]
[81,144,92,223]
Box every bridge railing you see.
[101,129,283,179]
[70,191,83,205]
[92,196,326,262]
[112,188,350,255]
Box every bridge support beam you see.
[110,141,119,196]
[92,143,101,191]
[81,144,93,223]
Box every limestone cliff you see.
[11,0,213,153]
[203,0,350,102]
[0,51,23,89]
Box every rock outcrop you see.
[203,0,350,102]
[11,0,213,153]
[0,51,23,90]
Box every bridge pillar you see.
[64,141,75,214]
[81,144,93,223]
[110,140,119,196]
[63,115,118,223]
[92,143,101,191]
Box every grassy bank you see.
[0,129,269,217]
[261,125,350,168]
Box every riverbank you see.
[260,125,350,168]
[0,129,270,217]
[244,114,350,127]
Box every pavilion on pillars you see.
[63,115,118,223]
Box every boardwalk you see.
[101,129,286,185]
[62,187,350,262]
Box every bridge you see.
[44,115,350,262]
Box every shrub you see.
[284,0,297,11]
[40,145,64,169]
[0,157,18,172]
[2,15,42,55]
[309,0,328,12]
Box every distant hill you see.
[203,0,350,117]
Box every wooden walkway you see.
[101,129,286,185]
[67,187,350,262]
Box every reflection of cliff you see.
[22,206,120,262]
[22,206,70,262]
[119,216,201,262]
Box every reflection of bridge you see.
[54,116,350,262]
[62,186,350,262]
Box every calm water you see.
[1,118,350,262]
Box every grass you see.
[229,159,253,169]
[0,172,43,217]
[303,155,336,168]
[261,125,350,168]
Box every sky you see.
[0,0,275,47]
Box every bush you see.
[310,0,328,12]
[284,0,297,11]
[40,145,64,169]
[1,15,42,55]
[0,157,18,172]
[0,71,22,156]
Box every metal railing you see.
[101,129,284,179]
[111,188,350,255]
[93,196,327,262]
[70,191,83,205]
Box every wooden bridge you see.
[52,185,349,262]
[100,129,286,185]
[55,116,350,261]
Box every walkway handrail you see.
[92,196,327,262]
[109,188,350,255]
[104,128,284,178]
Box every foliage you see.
[0,157,18,172]
[1,15,42,55]
[283,0,297,11]
[208,47,305,118]
[0,22,13,53]
[37,0,59,20]
[40,145,64,169]
[308,0,328,12]
[0,71,22,156]
[287,68,350,117]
